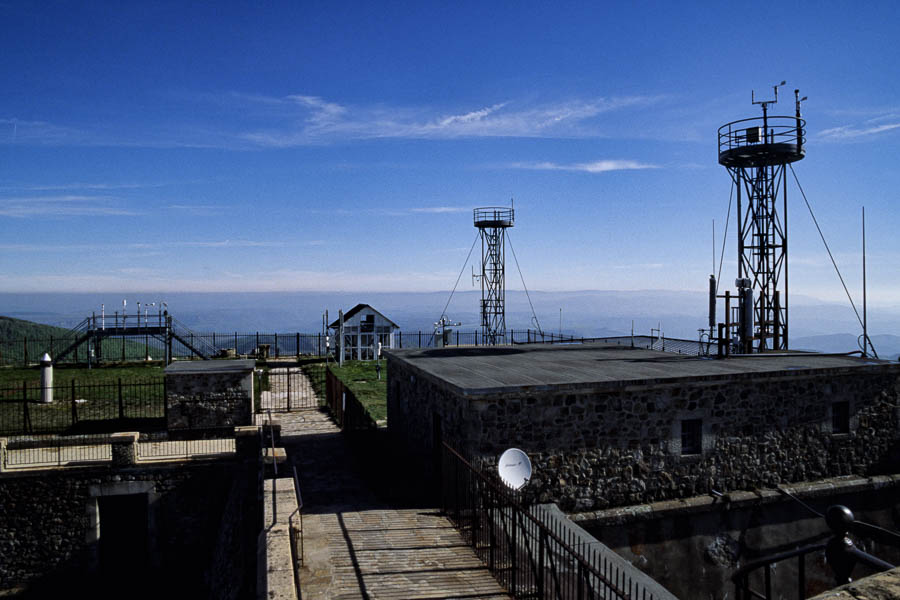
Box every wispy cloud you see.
[0,195,141,218]
[168,204,227,216]
[819,113,900,140]
[3,93,665,148]
[508,159,658,173]
[239,94,663,147]
[411,206,471,214]
[0,239,321,252]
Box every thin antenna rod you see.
[712,219,715,275]
[863,206,870,357]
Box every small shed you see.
[329,304,399,361]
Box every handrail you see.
[443,442,637,599]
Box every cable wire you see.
[507,232,543,334]
[716,179,734,296]
[437,230,481,324]
[790,165,868,339]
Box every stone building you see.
[385,342,900,597]
[386,342,900,509]
[329,303,398,361]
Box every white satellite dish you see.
[498,448,532,490]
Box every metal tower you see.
[474,206,514,344]
[718,82,806,351]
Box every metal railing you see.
[255,364,324,413]
[0,378,165,436]
[718,115,805,156]
[325,369,377,430]
[289,464,305,598]
[2,434,112,469]
[442,442,660,600]
[731,504,898,599]
[136,428,236,460]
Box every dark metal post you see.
[71,379,77,426]
[296,333,300,359]
[22,381,31,433]
[118,378,124,419]
[287,369,292,411]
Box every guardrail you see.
[289,464,305,599]
[442,442,661,600]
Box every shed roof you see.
[329,303,399,329]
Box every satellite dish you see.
[498,448,532,490]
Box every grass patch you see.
[328,360,387,423]
[0,364,165,386]
[300,361,327,404]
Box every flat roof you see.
[165,359,255,374]
[385,343,898,395]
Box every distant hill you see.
[0,316,72,341]
[791,333,900,361]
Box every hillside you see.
[0,316,72,341]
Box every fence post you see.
[121,333,126,362]
[538,527,546,599]
[71,379,77,427]
[419,331,422,347]
[234,332,238,355]
[22,381,31,433]
[23,336,28,367]
[296,333,300,359]
[163,377,168,425]
[275,333,279,358]
[118,378,124,419]
[287,369,292,411]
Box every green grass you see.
[300,361,327,403]
[328,360,387,423]
[0,364,165,386]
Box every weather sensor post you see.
[718,81,806,351]
[474,205,514,345]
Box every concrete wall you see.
[576,476,900,600]
[387,357,900,511]
[0,458,260,597]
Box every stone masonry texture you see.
[388,356,900,512]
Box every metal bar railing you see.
[289,464,305,599]
[442,441,654,600]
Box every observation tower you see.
[718,82,806,351]
[474,206,514,345]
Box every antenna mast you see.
[717,81,806,351]
[473,204,514,345]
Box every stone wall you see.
[165,362,254,429]
[387,357,900,511]
[576,476,900,600]
[0,458,259,596]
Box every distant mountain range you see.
[0,290,897,359]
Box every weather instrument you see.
[498,448,532,490]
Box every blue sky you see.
[2,1,899,306]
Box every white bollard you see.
[40,352,53,404]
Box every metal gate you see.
[257,365,324,412]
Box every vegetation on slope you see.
[328,360,388,422]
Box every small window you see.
[681,419,702,455]
[832,401,850,434]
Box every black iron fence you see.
[442,442,663,600]
[0,378,165,436]
[325,368,376,430]
[255,362,325,413]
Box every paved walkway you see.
[260,367,318,412]
[278,408,510,600]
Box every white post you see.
[40,353,53,404]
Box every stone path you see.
[260,367,319,412]
[278,408,510,600]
